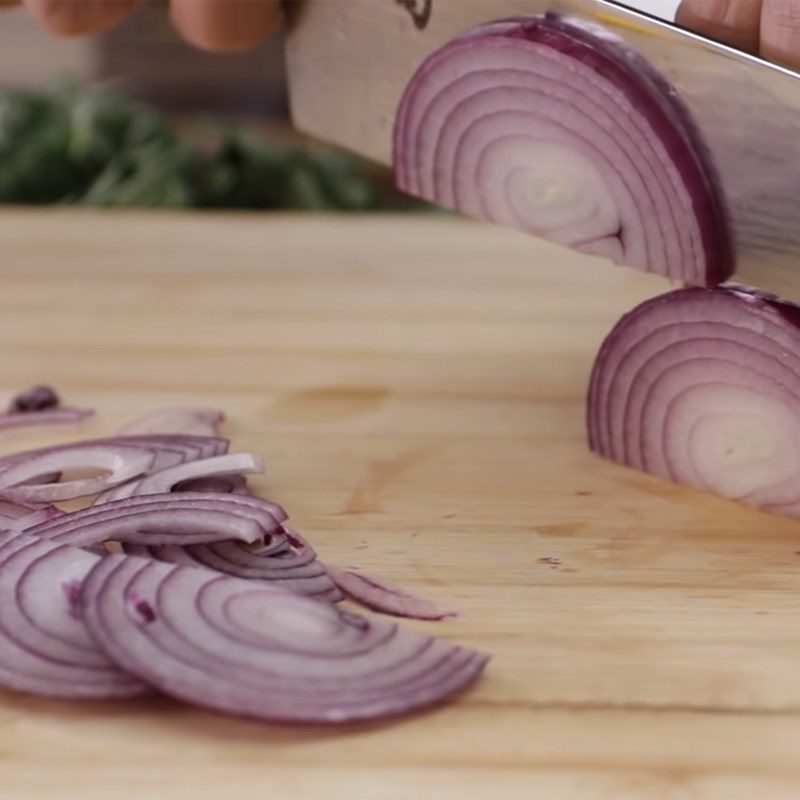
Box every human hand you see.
[676,0,800,71]
[2,0,281,51]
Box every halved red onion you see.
[0,532,145,698]
[81,553,488,723]
[328,568,458,621]
[393,14,732,285]
[587,285,800,515]
[117,407,224,437]
[23,492,283,549]
[0,435,228,505]
[94,453,263,506]
[123,522,338,601]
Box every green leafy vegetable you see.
[0,81,430,212]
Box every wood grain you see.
[1,210,799,799]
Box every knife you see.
[285,0,800,300]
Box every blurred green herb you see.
[0,81,432,212]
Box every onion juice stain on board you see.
[269,386,389,423]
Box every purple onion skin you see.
[587,284,800,517]
[8,386,60,413]
[393,14,733,286]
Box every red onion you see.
[117,407,224,437]
[94,453,263,505]
[81,553,488,723]
[0,435,228,505]
[123,522,339,601]
[393,14,732,285]
[0,532,146,698]
[8,386,61,413]
[24,493,284,549]
[587,285,800,515]
[328,568,458,621]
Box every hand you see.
[2,0,281,51]
[676,0,800,71]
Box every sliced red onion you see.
[123,522,338,601]
[587,285,800,515]
[328,568,458,621]
[23,492,283,549]
[0,435,228,505]
[118,407,224,437]
[8,386,61,413]
[0,408,94,433]
[393,14,732,285]
[81,554,488,723]
[0,532,146,698]
[94,453,263,506]
[0,505,63,532]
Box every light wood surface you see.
[1,210,800,799]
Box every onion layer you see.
[24,492,284,549]
[329,568,458,621]
[123,522,339,601]
[0,532,145,698]
[588,285,800,515]
[81,554,488,723]
[393,14,732,285]
[94,453,263,505]
[0,435,228,505]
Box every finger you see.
[170,0,280,51]
[760,0,800,71]
[23,0,138,36]
[675,0,762,52]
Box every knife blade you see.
[286,0,800,300]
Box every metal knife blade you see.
[286,0,800,300]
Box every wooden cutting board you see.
[1,210,799,799]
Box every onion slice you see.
[123,522,339,601]
[328,568,458,621]
[23,492,284,549]
[94,453,263,505]
[0,532,146,698]
[587,284,800,515]
[0,435,228,505]
[81,554,488,723]
[118,407,224,437]
[393,14,732,285]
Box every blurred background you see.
[0,0,423,211]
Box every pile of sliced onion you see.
[0,396,485,721]
[393,14,733,285]
[588,285,800,516]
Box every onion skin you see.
[81,554,488,724]
[393,14,732,285]
[587,285,800,516]
[0,532,146,698]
